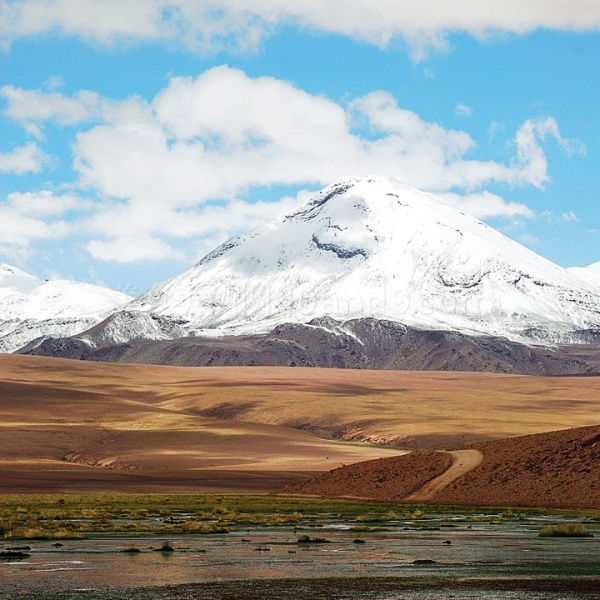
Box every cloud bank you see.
[1,66,579,261]
[1,0,599,57]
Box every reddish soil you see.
[282,425,600,510]
[282,452,453,502]
[435,424,600,509]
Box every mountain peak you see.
[128,177,600,344]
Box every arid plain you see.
[1,354,599,499]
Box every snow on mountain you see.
[97,176,600,345]
[568,262,600,291]
[0,264,133,352]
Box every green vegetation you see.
[539,523,593,538]
[0,493,598,540]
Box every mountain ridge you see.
[5,176,600,371]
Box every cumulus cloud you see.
[441,191,535,220]
[66,67,574,202]
[0,142,45,173]
[1,0,599,58]
[0,190,80,252]
[84,194,301,262]
[87,234,182,263]
[0,85,101,137]
[6,190,88,216]
[1,67,581,262]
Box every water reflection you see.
[3,517,599,597]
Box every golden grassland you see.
[0,354,599,493]
[3,354,599,441]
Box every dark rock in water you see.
[1,550,31,560]
[413,559,436,565]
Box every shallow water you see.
[3,516,600,599]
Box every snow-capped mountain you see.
[0,264,132,352]
[568,262,600,292]
[94,176,600,346]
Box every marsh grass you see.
[1,494,597,540]
[4,526,83,540]
[539,523,593,538]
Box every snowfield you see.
[120,176,600,345]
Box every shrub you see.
[155,541,175,552]
[538,523,593,538]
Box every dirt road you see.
[406,449,483,502]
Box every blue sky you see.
[0,1,599,295]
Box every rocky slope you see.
[282,425,600,509]
[30,316,600,375]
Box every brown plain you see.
[1,354,599,495]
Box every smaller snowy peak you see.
[0,264,133,352]
[27,280,132,321]
[568,262,600,291]
[0,263,41,294]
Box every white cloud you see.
[69,68,571,204]
[0,191,85,259]
[1,0,600,58]
[0,142,45,173]
[561,210,579,223]
[84,194,301,262]
[540,209,581,224]
[455,103,473,117]
[1,67,581,263]
[519,233,540,246]
[441,191,535,220]
[0,205,68,246]
[6,190,87,216]
[87,234,182,263]
[0,85,101,137]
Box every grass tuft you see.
[539,523,593,538]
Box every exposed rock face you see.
[29,317,600,375]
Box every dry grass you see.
[539,523,593,537]
[0,355,599,493]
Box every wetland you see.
[1,495,599,599]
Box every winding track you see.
[406,449,483,502]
